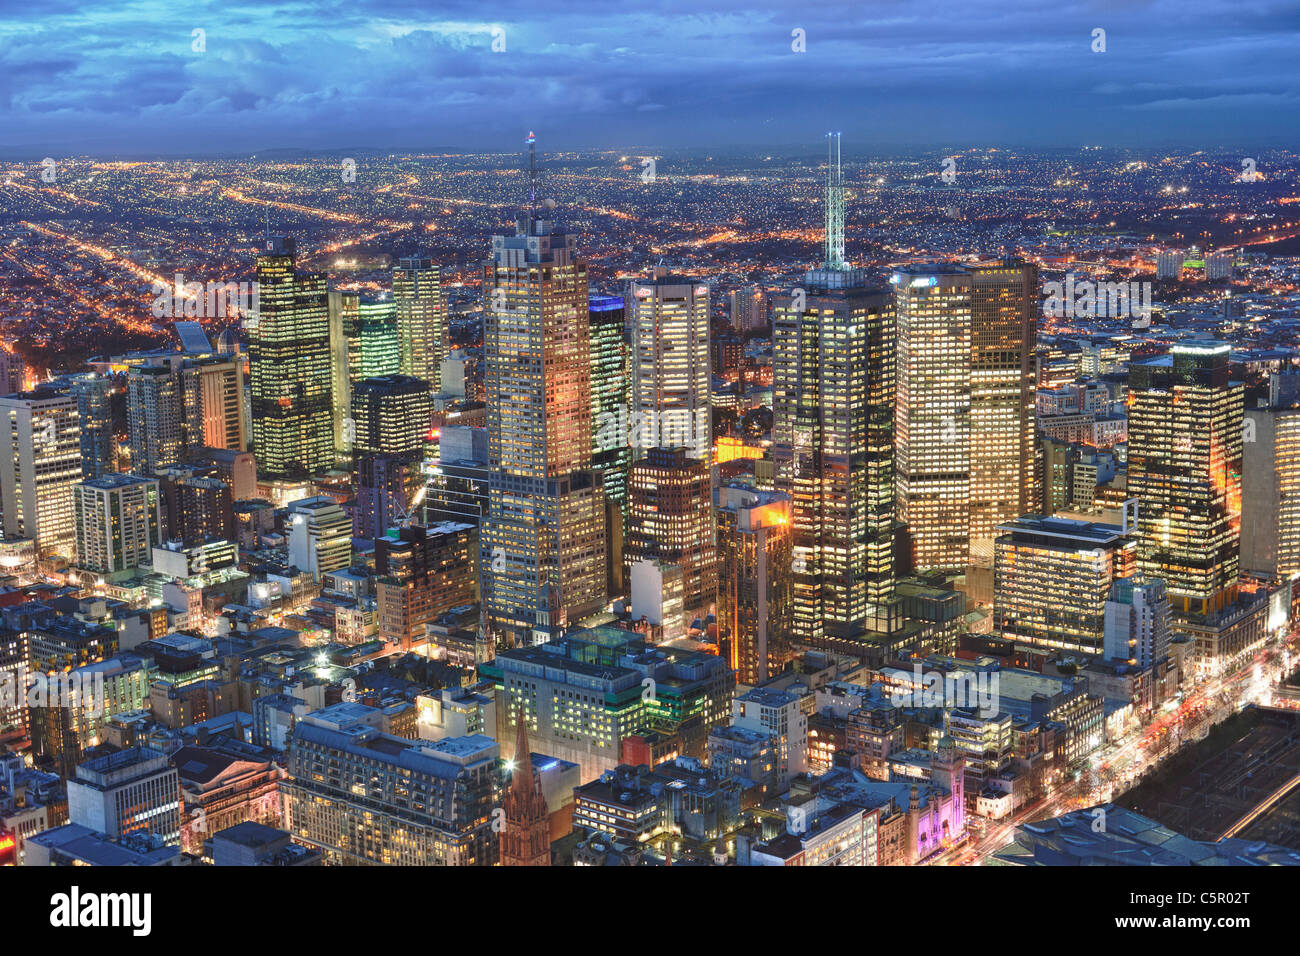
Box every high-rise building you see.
[590,295,631,595]
[1104,577,1172,667]
[1205,251,1233,282]
[628,269,712,462]
[772,134,900,641]
[893,259,1038,574]
[1156,249,1184,280]
[249,236,333,480]
[375,523,478,650]
[126,358,184,475]
[626,447,717,613]
[350,374,432,458]
[327,288,360,460]
[354,453,425,539]
[393,255,446,392]
[729,285,767,332]
[500,719,551,866]
[715,485,794,685]
[70,373,115,479]
[73,474,162,577]
[1128,344,1243,617]
[993,515,1138,656]
[481,140,607,646]
[0,348,26,394]
[0,386,81,557]
[357,295,401,380]
[1242,402,1300,583]
[287,496,352,582]
[181,357,246,452]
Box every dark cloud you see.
[0,0,1294,153]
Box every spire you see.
[512,714,534,790]
[822,131,846,271]
[526,131,538,228]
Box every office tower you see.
[249,236,333,481]
[1205,251,1233,282]
[483,625,735,782]
[966,259,1039,558]
[70,373,114,479]
[358,294,401,380]
[628,558,686,636]
[1156,249,1184,280]
[481,140,607,646]
[500,719,551,866]
[174,474,235,546]
[715,485,793,685]
[284,707,503,865]
[355,453,425,539]
[626,447,717,613]
[287,496,352,581]
[327,288,360,459]
[1128,344,1243,617]
[73,474,162,576]
[628,269,712,461]
[589,295,631,510]
[394,255,446,392]
[1104,577,1172,667]
[126,359,184,475]
[0,629,28,747]
[590,295,631,595]
[350,374,433,458]
[0,386,81,557]
[67,747,180,843]
[427,426,490,527]
[993,515,1138,656]
[729,285,766,332]
[376,523,478,650]
[893,259,1037,574]
[181,357,246,452]
[773,135,899,641]
[0,348,25,394]
[1242,402,1300,583]
[732,687,808,788]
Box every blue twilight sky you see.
[0,0,1297,156]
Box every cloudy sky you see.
[0,0,1296,156]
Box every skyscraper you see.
[70,373,115,479]
[393,256,446,393]
[181,357,246,452]
[0,386,81,557]
[1242,382,1300,583]
[590,295,631,595]
[628,269,712,462]
[893,259,1038,575]
[350,374,433,459]
[715,485,794,685]
[1128,344,1243,618]
[772,133,899,642]
[626,447,717,613]
[126,358,184,475]
[73,474,162,577]
[249,236,332,481]
[357,294,401,380]
[481,136,607,646]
